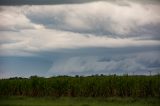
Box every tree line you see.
[0,75,159,97]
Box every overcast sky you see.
[0,0,160,78]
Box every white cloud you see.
[24,1,160,35]
[1,1,160,34]
[0,29,160,56]
[0,6,44,31]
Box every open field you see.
[0,96,159,106]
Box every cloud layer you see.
[0,1,160,56]
[0,1,160,77]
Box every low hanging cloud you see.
[47,51,160,76]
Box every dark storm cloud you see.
[0,0,160,5]
[0,0,101,5]
[35,46,160,59]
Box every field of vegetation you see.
[0,75,159,97]
[0,75,159,106]
[0,96,159,106]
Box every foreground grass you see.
[0,96,159,106]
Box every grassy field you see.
[0,96,159,106]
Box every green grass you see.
[0,96,159,106]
